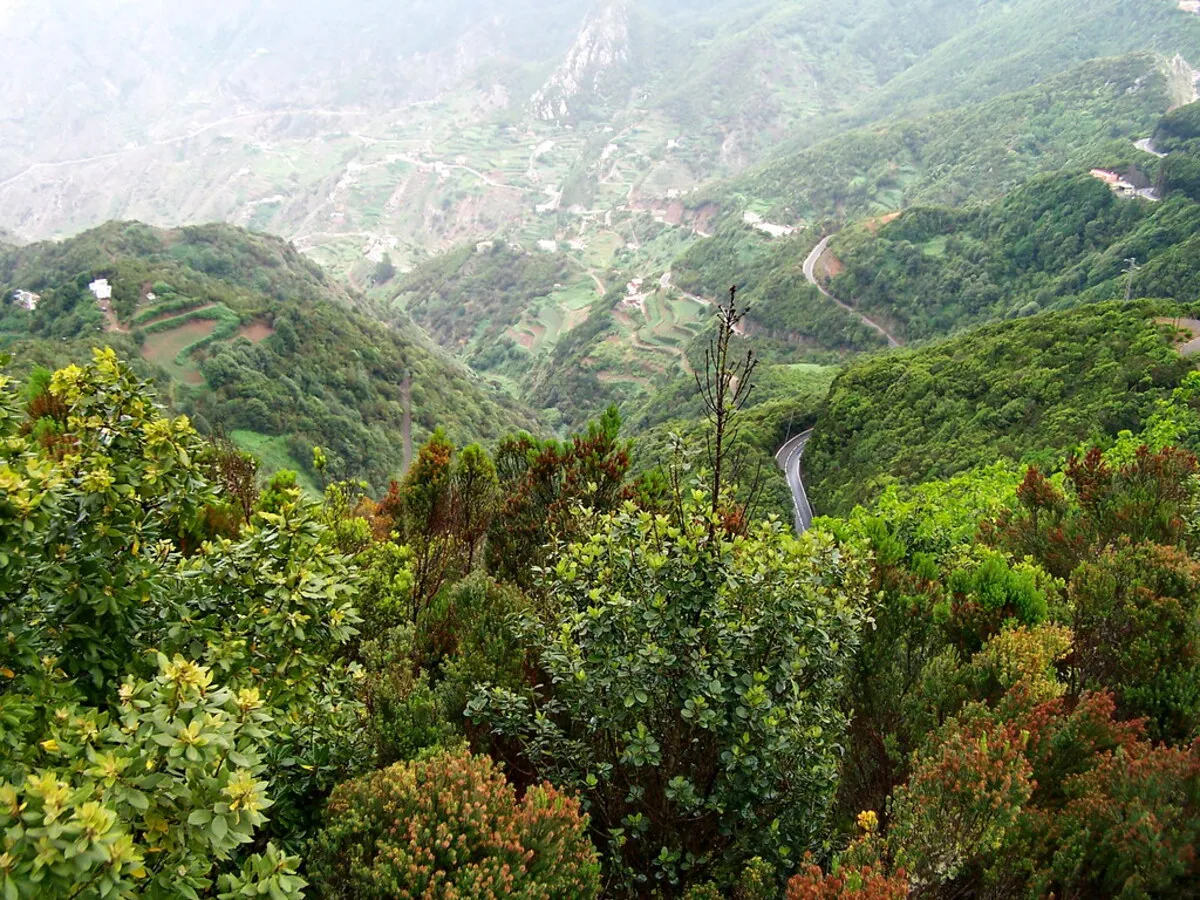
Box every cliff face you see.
[530,3,630,122]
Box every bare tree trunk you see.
[695,286,757,541]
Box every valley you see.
[4,1,1199,432]
[6,4,1200,898]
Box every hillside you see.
[803,301,1196,514]
[0,221,537,488]
[706,52,1179,227]
[1,2,1199,441]
[6,4,1200,897]
[0,0,989,263]
[823,147,1200,340]
[3,0,1195,285]
[6,301,1200,898]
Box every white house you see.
[11,289,39,311]
[88,278,113,302]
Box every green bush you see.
[310,749,601,899]
[470,492,872,891]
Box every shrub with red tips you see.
[310,749,600,899]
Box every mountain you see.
[822,168,1200,341]
[702,52,1184,229]
[802,300,1197,514]
[2,1,1200,438]
[5,0,1191,269]
[0,221,538,489]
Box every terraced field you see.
[141,319,216,384]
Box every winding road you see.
[803,236,902,348]
[773,235,905,534]
[775,430,816,534]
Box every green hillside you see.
[845,0,1200,125]
[708,52,1176,225]
[803,301,1196,514]
[0,222,538,489]
[826,157,1200,339]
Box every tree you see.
[372,252,397,285]
[485,409,630,589]
[396,428,460,617]
[469,492,871,894]
[695,286,758,536]
[453,443,499,570]
[0,350,362,896]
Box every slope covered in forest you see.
[824,167,1200,339]
[0,221,537,488]
[803,301,1197,514]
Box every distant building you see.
[1180,0,1200,14]
[11,289,39,311]
[88,278,112,301]
[1090,169,1139,198]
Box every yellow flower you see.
[25,772,70,822]
[235,688,264,712]
[857,809,879,834]
[223,769,268,815]
[39,739,61,754]
[73,801,117,841]
[161,656,213,694]
[80,467,116,494]
[175,720,206,748]
[50,364,85,402]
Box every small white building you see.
[11,289,39,311]
[88,278,113,302]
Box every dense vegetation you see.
[710,53,1175,226]
[0,222,537,489]
[391,242,574,367]
[6,295,1200,897]
[826,172,1200,339]
[6,4,1200,896]
[673,225,887,356]
[804,302,1195,515]
[631,360,839,519]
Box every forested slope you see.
[0,222,538,488]
[826,171,1200,338]
[710,53,1175,224]
[804,301,1195,514]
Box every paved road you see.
[803,236,902,348]
[1134,137,1167,159]
[775,429,815,534]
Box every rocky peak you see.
[530,2,629,122]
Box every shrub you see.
[360,624,456,766]
[310,749,601,899]
[1036,739,1200,898]
[470,495,871,891]
[887,709,1033,888]
[785,861,908,900]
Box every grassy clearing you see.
[230,430,320,496]
[537,306,565,345]
[237,320,275,343]
[584,232,626,269]
[921,236,949,258]
[141,319,217,384]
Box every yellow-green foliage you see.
[311,749,601,899]
[0,350,365,898]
